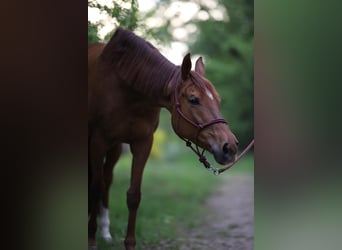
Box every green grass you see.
[96,150,254,250]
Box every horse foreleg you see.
[99,145,122,242]
[124,136,153,250]
[88,132,107,248]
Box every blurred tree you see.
[88,21,100,43]
[88,0,139,43]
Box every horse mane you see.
[100,27,180,97]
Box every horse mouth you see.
[210,144,237,165]
[213,153,236,165]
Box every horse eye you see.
[189,96,200,105]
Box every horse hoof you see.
[102,236,113,243]
[88,245,97,250]
[100,230,113,242]
[88,238,97,250]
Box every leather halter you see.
[173,74,254,175]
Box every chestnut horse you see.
[88,27,238,250]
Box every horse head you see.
[171,53,238,165]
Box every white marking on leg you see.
[99,204,112,242]
[206,89,214,100]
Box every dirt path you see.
[150,174,254,250]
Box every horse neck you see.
[156,67,181,110]
[122,62,180,110]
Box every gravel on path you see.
[149,174,254,250]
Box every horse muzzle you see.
[211,142,238,165]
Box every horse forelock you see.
[100,28,178,97]
[189,71,221,103]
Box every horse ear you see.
[195,57,205,76]
[181,53,192,80]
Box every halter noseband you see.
[173,75,254,175]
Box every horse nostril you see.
[223,143,237,155]
[222,143,229,154]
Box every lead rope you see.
[181,138,254,175]
[181,138,211,169]
[217,139,254,174]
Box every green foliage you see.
[88,21,100,43]
[88,0,139,42]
